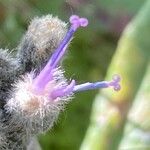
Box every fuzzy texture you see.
[17,15,67,73]
[0,15,68,149]
[0,49,18,109]
[6,68,72,134]
[0,14,120,150]
[3,69,71,150]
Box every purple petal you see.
[50,80,76,99]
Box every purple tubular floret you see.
[51,80,76,99]
[50,15,88,68]
[73,75,121,93]
[49,28,74,68]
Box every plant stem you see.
[80,0,150,149]
[119,63,150,150]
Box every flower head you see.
[32,15,121,100]
[6,15,121,136]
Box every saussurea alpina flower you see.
[33,15,121,97]
[2,15,121,149]
[7,14,121,131]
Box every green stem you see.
[80,0,150,149]
[119,63,150,150]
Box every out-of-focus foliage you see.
[0,0,146,150]
[80,0,150,150]
[119,64,150,149]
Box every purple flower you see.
[33,15,121,100]
[6,15,121,136]
[3,15,121,149]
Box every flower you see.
[6,14,121,141]
[7,15,121,128]
[33,15,121,98]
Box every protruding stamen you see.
[51,80,76,99]
[73,81,109,92]
[73,75,121,92]
[33,15,88,92]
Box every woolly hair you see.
[0,50,21,149]
[4,68,72,149]
[6,68,72,133]
[0,14,121,149]
[0,16,69,149]
[17,15,67,73]
[0,49,18,109]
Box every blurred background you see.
[0,0,149,150]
